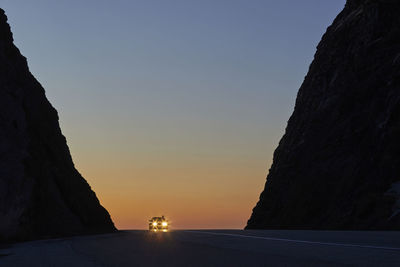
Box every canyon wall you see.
[247,0,400,230]
[0,9,116,241]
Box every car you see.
[149,216,169,232]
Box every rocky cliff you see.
[247,0,400,230]
[0,9,116,241]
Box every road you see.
[1,230,400,266]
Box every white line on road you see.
[184,231,400,251]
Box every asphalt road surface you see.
[1,230,400,266]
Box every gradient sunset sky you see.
[2,0,345,229]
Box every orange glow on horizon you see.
[61,108,280,230]
[72,144,272,230]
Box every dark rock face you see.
[247,0,400,230]
[0,9,116,241]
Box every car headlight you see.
[162,222,168,226]
[152,222,157,226]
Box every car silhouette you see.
[149,216,169,232]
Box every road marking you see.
[184,231,400,251]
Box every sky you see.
[1,0,346,229]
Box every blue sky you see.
[1,0,346,228]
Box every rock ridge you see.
[247,0,400,230]
[0,8,116,241]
